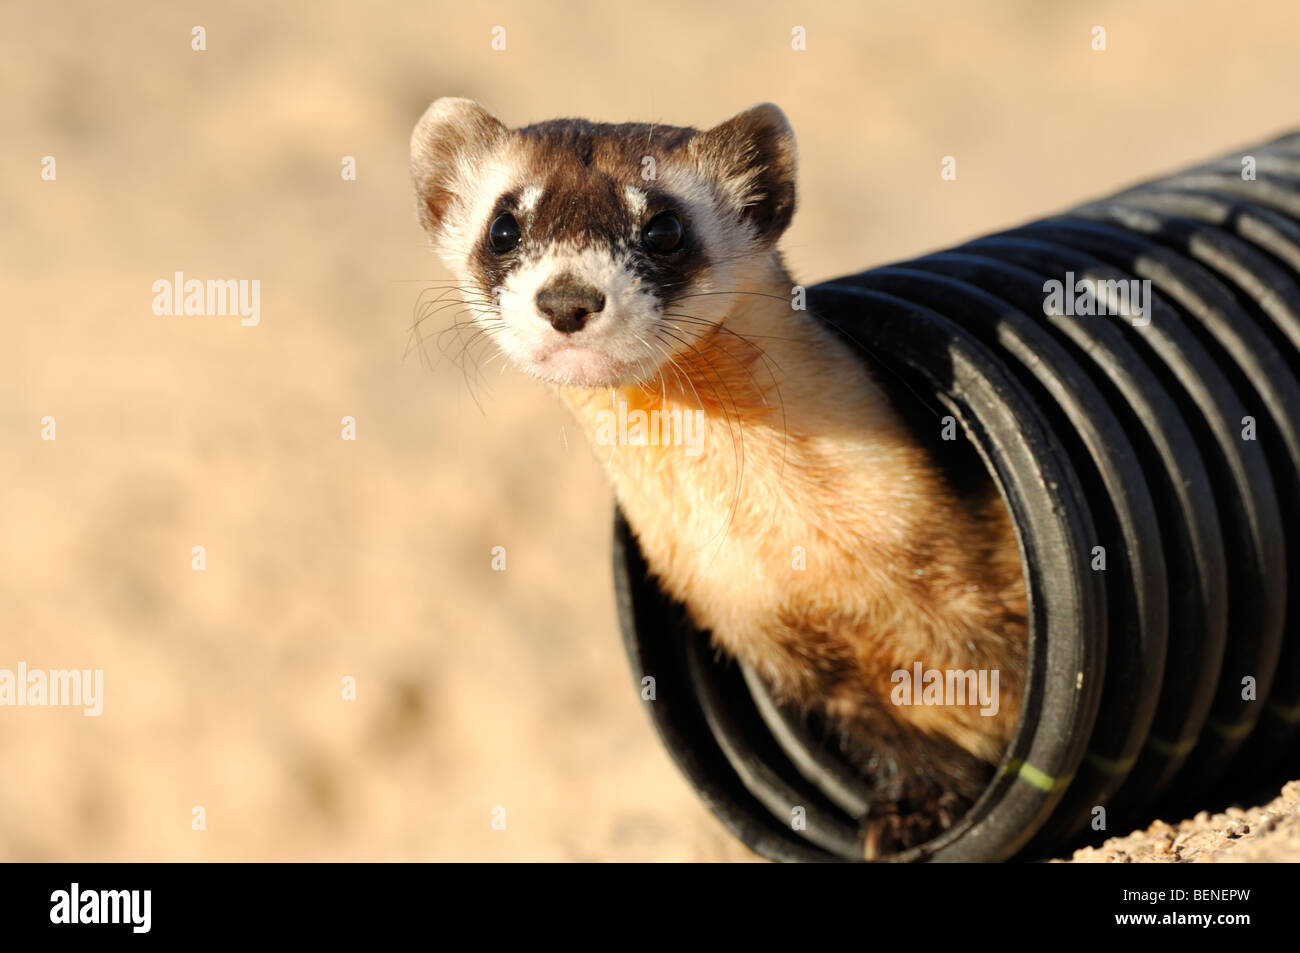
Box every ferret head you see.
[410,99,797,388]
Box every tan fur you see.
[562,253,1027,767]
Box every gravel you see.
[1063,780,1300,862]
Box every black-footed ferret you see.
[409,99,1028,853]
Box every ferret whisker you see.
[662,313,790,488]
[651,330,708,411]
[412,284,493,307]
[393,278,487,285]
[418,310,491,400]
[662,312,788,418]
[673,289,798,305]
[662,319,774,413]
[449,326,499,413]
[409,292,497,355]
[644,336,690,406]
[661,313,803,346]
[412,291,495,330]
[406,305,475,369]
[662,312,787,383]
[411,297,507,408]
[416,300,490,332]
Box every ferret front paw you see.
[860,790,972,860]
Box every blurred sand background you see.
[2,1,1298,861]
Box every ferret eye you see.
[643,212,684,254]
[488,213,521,254]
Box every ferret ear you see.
[689,102,797,243]
[410,97,507,239]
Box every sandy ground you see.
[1067,782,1300,863]
[2,0,1299,861]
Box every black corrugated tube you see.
[612,131,1300,861]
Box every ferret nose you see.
[535,278,605,334]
